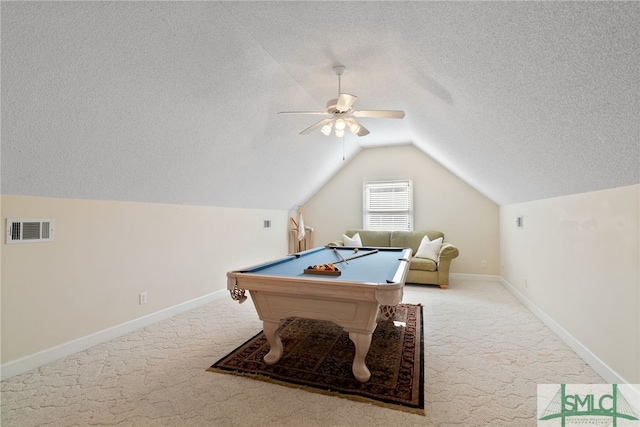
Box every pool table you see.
[226,246,412,382]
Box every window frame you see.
[362,178,414,231]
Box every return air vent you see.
[6,219,54,244]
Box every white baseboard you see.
[450,273,501,282]
[498,277,634,388]
[1,290,228,380]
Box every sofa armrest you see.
[438,243,459,260]
[435,243,459,288]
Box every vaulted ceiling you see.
[2,2,638,209]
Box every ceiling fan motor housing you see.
[326,98,352,114]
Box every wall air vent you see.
[6,219,55,244]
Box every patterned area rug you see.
[208,304,424,415]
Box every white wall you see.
[1,195,288,365]
[303,145,500,275]
[500,185,639,383]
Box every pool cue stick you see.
[333,247,348,264]
[344,248,378,261]
[333,249,379,264]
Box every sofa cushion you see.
[410,257,437,272]
[415,236,443,261]
[342,233,362,247]
[345,229,391,247]
[390,230,444,254]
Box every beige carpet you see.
[1,280,603,426]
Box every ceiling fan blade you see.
[352,110,405,119]
[278,111,330,116]
[336,93,357,112]
[299,118,332,135]
[354,121,370,137]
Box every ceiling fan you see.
[278,65,405,138]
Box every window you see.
[363,179,413,231]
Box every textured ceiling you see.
[2,2,638,209]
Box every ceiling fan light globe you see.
[335,128,345,138]
[347,121,360,134]
[320,123,332,136]
[335,118,346,130]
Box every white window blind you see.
[363,179,413,231]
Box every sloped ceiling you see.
[1,2,638,209]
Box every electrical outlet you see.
[139,292,147,305]
[481,260,487,268]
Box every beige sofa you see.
[328,229,459,289]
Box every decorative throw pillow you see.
[343,233,362,247]
[415,236,443,261]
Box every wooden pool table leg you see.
[348,331,373,382]
[262,320,283,365]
